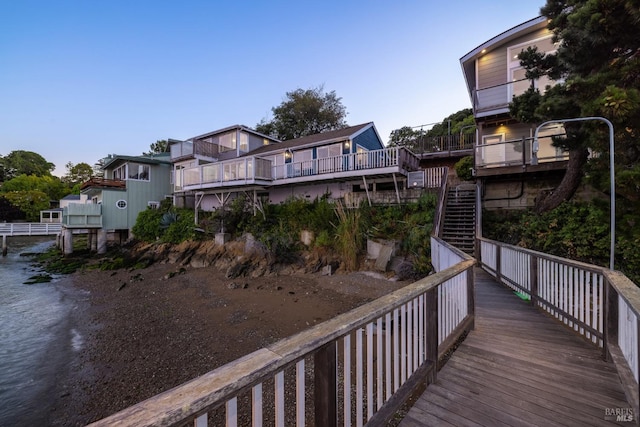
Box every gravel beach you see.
[47,261,405,426]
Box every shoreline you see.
[46,259,406,425]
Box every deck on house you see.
[400,268,632,427]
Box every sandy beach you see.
[46,259,406,426]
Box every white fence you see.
[0,222,62,236]
[478,237,640,421]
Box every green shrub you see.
[132,207,195,243]
[455,156,474,181]
[483,200,640,284]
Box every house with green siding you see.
[61,152,172,253]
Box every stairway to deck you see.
[441,185,476,254]
[399,268,632,427]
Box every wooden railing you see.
[89,239,474,427]
[478,237,640,419]
[431,167,449,238]
[0,222,62,236]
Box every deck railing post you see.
[495,244,502,283]
[530,254,538,306]
[425,287,439,384]
[467,267,475,331]
[314,342,337,427]
[605,281,619,362]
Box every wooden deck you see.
[400,268,633,427]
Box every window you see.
[116,199,127,209]
[317,143,343,173]
[128,162,150,181]
[239,132,249,153]
[508,35,556,99]
[293,149,313,176]
[148,201,160,209]
[219,131,237,153]
[113,164,126,180]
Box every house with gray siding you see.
[170,122,424,213]
[460,16,569,209]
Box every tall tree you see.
[255,86,348,140]
[1,174,68,202]
[388,126,424,148]
[62,162,93,186]
[0,150,55,180]
[510,0,640,212]
[145,140,168,155]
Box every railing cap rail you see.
[605,270,640,318]
[478,237,606,274]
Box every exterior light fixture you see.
[344,141,351,149]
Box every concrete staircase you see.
[442,184,476,254]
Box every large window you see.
[128,162,150,181]
[219,131,237,153]
[112,163,150,181]
[508,35,556,99]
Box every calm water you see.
[0,237,79,426]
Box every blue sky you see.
[1,1,543,176]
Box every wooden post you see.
[530,254,538,306]
[314,342,337,427]
[2,235,7,257]
[425,287,438,384]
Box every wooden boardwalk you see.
[400,268,633,427]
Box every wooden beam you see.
[314,343,337,427]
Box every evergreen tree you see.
[510,0,640,212]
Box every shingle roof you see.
[245,122,373,156]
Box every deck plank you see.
[399,268,632,427]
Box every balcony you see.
[403,133,475,158]
[474,133,569,177]
[473,77,557,118]
[170,140,219,162]
[175,147,419,192]
[62,203,102,229]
